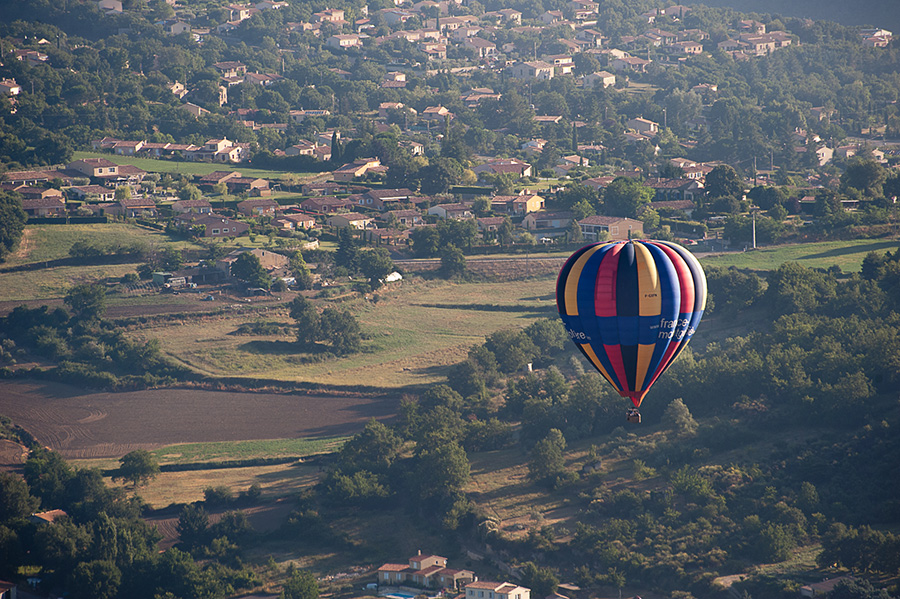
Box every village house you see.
[583,70,616,89]
[473,158,533,179]
[333,158,382,181]
[237,198,279,216]
[626,117,659,136]
[644,178,704,202]
[198,171,242,189]
[490,193,545,215]
[326,212,374,229]
[522,210,575,230]
[464,37,498,58]
[21,196,66,218]
[377,553,476,590]
[227,177,270,195]
[172,199,213,214]
[108,197,159,218]
[30,509,68,525]
[428,203,473,219]
[510,61,555,80]
[175,214,249,238]
[421,105,454,122]
[354,188,415,209]
[578,215,643,241]
[218,248,288,278]
[68,158,119,180]
[476,216,506,234]
[327,34,363,49]
[188,138,244,163]
[380,209,423,226]
[364,227,410,246]
[465,581,530,599]
[285,140,318,156]
[67,185,117,202]
[276,213,317,230]
[300,196,355,213]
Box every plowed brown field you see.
[0,380,400,459]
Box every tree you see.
[521,562,559,598]
[114,186,132,200]
[290,296,321,346]
[176,504,209,549]
[69,560,121,599]
[282,569,319,599]
[320,307,362,354]
[336,419,402,474]
[414,441,470,500]
[0,472,38,521]
[334,228,361,273]
[567,218,584,243]
[841,157,887,197]
[528,428,566,485]
[178,184,202,202]
[440,244,467,278]
[64,283,107,322]
[115,450,160,486]
[485,329,539,373]
[705,165,744,200]
[231,252,271,289]
[357,248,394,287]
[0,191,27,262]
[289,251,313,290]
[663,398,697,436]
[498,218,515,247]
[603,177,653,218]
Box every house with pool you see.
[377,552,476,591]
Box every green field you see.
[4,223,204,268]
[699,238,900,272]
[0,263,141,302]
[72,151,318,181]
[149,277,556,387]
[151,436,348,464]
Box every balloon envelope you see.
[556,240,706,407]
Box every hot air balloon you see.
[556,239,706,423]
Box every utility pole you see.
[752,208,757,250]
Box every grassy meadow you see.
[4,223,204,268]
[698,238,899,272]
[71,151,318,181]
[144,277,556,387]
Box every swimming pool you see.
[383,593,418,599]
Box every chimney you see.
[418,549,422,555]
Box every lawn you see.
[150,436,348,465]
[4,223,203,268]
[0,263,141,302]
[71,151,320,181]
[146,276,557,387]
[699,238,900,272]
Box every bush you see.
[204,485,234,506]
